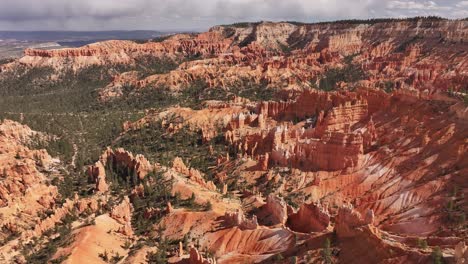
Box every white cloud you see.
[387,0,442,10]
[456,1,468,7]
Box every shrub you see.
[98,250,109,262]
[111,252,123,263]
[205,201,213,211]
[431,246,443,264]
[417,238,428,249]
[122,240,132,249]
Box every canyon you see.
[0,17,466,264]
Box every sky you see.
[0,0,466,31]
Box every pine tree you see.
[321,238,332,264]
[189,192,196,207]
[205,201,213,211]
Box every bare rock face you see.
[178,20,464,93]
[202,226,296,262]
[87,147,153,192]
[0,120,58,242]
[166,201,174,214]
[20,31,232,70]
[27,198,76,238]
[226,89,378,172]
[110,196,133,225]
[87,160,109,193]
[454,241,467,264]
[108,148,153,179]
[110,196,134,237]
[98,71,139,102]
[287,203,330,233]
[221,184,228,195]
[28,196,102,238]
[118,222,134,237]
[172,157,191,175]
[224,209,258,230]
[6,19,465,101]
[186,247,217,264]
[256,194,288,226]
[172,157,217,191]
[335,204,374,238]
[115,65,466,262]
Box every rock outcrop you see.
[0,120,58,242]
[256,194,288,226]
[454,241,468,264]
[186,247,217,264]
[27,196,102,238]
[110,196,134,236]
[335,204,374,238]
[6,19,465,101]
[87,147,153,192]
[172,157,217,191]
[224,209,258,230]
[20,32,232,70]
[110,196,133,225]
[225,89,380,172]
[287,203,330,233]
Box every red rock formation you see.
[27,196,102,238]
[98,71,139,101]
[316,31,363,56]
[225,89,380,171]
[110,196,134,236]
[256,194,288,226]
[224,209,258,230]
[335,204,374,238]
[203,226,295,262]
[87,160,109,193]
[26,198,76,238]
[6,19,465,98]
[114,76,465,262]
[106,148,153,179]
[20,31,233,70]
[87,147,153,192]
[110,196,133,225]
[0,120,58,241]
[1,19,467,263]
[287,203,330,233]
[172,157,217,191]
[454,242,467,264]
[144,19,464,93]
[166,202,174,214]
[186,247,216,264]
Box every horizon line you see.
[0,15,465,32]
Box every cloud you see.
[457,1,468,7]
[0,0,149,21]
[387,1,436,9]
[0,0,465,30]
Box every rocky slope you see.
[0,120,58,239]
[118,84,466,263]
[3,19,466,101]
